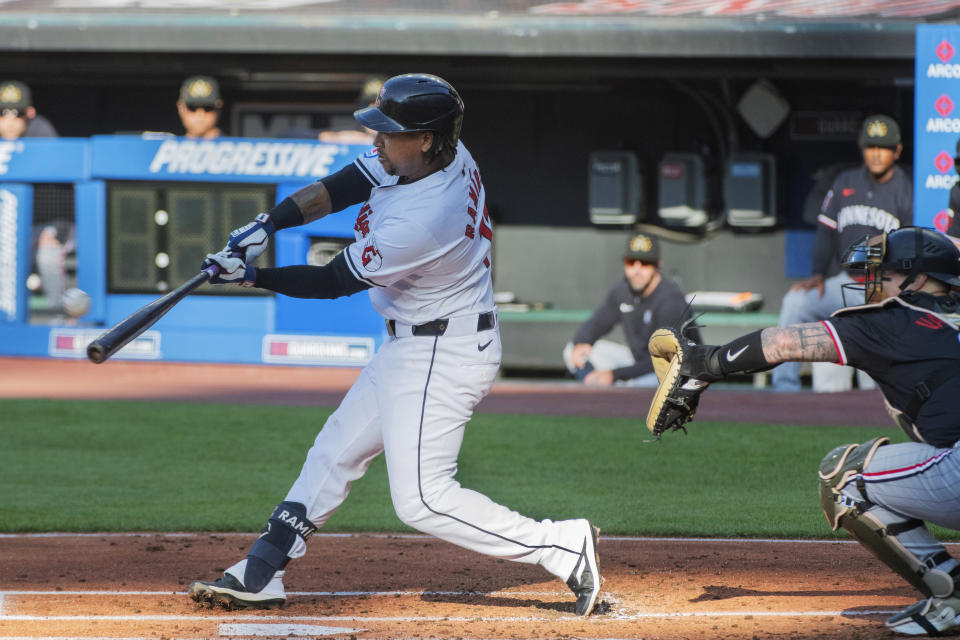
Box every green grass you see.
[0,397,934,537]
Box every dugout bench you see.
[498,308,782,384]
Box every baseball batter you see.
[653,227,960,636]
[188,73,602,616]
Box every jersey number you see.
[463,168,492,268]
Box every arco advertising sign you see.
[915,26,960,232]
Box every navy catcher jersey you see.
[824,293,960,448]
[814,166,913,277]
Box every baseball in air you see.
[62,287,91,318]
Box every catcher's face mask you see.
[841,233,887,306]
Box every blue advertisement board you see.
[0,138,89,182]
[0,183,32,325]
[914,25,960,231]
[89,135,357,184]
[0,135,383,366]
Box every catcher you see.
[647,226,960,636]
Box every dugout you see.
[0,135,383,365]
[0,1,955,371]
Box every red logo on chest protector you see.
[842,188,855,197]
[916,314,944,330]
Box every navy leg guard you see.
[244,501,317,592]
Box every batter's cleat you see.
[566,520,602,616]
[188,570,286,610]
[886,594,960,635]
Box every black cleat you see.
[188,572,286,610]
[566,521,602,616]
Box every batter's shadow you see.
[421,592,612,615]
[691,584,909,602]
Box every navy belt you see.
[387,311,495,338]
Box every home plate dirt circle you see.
[0,532,930,640]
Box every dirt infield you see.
[0,356,913,640]
[0,532,925,640]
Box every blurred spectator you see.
[562,233,700,387]
[0,80,58,140]
[177,75,223,139]
[318,76,384,144]
[35,225,67,313]
[772,114,912,391]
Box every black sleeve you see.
[254,252,371,299]
[320,163,375,212]
[828,313,896,372]
[573,285,621,344]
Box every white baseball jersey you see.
[344,141,495,325]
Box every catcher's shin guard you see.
[818,439,959,598]
[244,501,316,592]
[818,437,889,531]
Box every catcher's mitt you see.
[645,327,710,438]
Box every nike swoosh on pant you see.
[478,340,493,352]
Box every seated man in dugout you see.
[563,233,699,387]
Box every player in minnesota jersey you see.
[772,114,913,391]
[188,73,603,616]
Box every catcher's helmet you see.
[841,226,960,304]
[353,73,464,146]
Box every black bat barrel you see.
[86,270,212,364]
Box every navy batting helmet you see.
[353,73,464,146]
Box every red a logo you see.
[916,314,944,330]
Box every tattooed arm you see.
[760,322,842,364]
[680,322,840,382]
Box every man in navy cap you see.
[0,80,57,140]
[563,233,699,387]
[177,75,223,139]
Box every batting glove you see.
[204,251,256,287]
[223,213,275,264]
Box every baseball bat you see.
[86,266,218,364]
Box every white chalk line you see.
[1,589,567,597]
[3,531,946,544]
[0,610,901,623]
[219,622,362,636]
